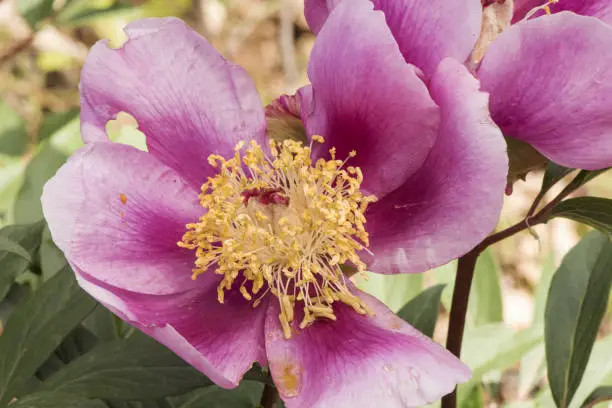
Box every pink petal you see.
[478,12,612,169]
[41,142,202,295]
[372,0,483,76]
[512,0,544,22]
[304,0,482,76]
[80,18,266,190]
[304,0,343,33]
[364,59,507,273]
[304,0,439,197]
[265,286,470,407]
[73,265,268,388]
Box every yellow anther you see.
[279,313,292,339]
[240,285,252,301]
[546,0,559,14]
[524,0,560,19]
[179,139,376,338]
[311,135,325,144]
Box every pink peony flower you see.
[42,1,507,406]
[307,0,612,170]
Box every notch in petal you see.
[80,17,266,190]
[41,142,202,295]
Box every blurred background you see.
[1,0,611,406]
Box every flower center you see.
[178,137,377,339]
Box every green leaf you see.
[431,250,502,327]
[171,382,263,408]
[125,400,174,408]
[0,101,28,157]
[82,305,119,343]
[539,163,575,199]
[109,400,173,408]
[36,326,98,381]
[533,252,556,325]
[55,2,138,26]
[0,236,31,262]
[462,324,543,389]
[396,284,445,338]
[0,221,45,302]
[431,261,457,311]
[545,231,612,408]
[9,392,106,408]
[0,157,27,227]
[549,197,612,235]
[534,335,612,408]
[38,109,80,142]
[39,226,67,280]
[505,402,538,408]
[17,0,55,28]
[0,283,31,326]
[41,332,213,400]
[470,249,503,325]
[14,144,67,224]
[354,271,423,312]
[518,344,546,398]
[581,386,612,408]
[459,325,544,407]
[568,335,612,408]
[47,112,83,156]
[0,265,96,406]
[460,385,484,408]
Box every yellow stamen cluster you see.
[178,137,376,339]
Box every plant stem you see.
[441,249,480,408]
[260,384,279,408]
[475,188,565,253]
[440,175,585,408]
[444,250,480,357]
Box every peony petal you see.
[265,287,470,408]
[41,142,203,295]
[80,17,266,190]
[364,59,507,273]
[304,0,343,33]
[73,265,268,389]
[513,0,612,26]
[304,0,440,197]
[512,0,545,22]
[304,0,482,76]
[478,12,612,169]
[372,0,483,76]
